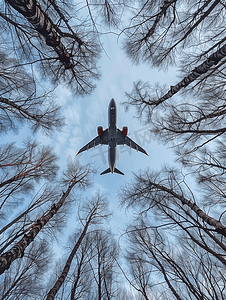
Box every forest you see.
[1,0,226,299]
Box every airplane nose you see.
[110,98,116,106]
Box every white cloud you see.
[63,104,81,126]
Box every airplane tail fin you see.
[100,167,124,175]
[114,167,124,175]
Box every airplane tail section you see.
[100,167,124,175]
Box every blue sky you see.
[33,32,177,235]
[0,8,182,295]
[1,16,177,237]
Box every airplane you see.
[76,98,148,175]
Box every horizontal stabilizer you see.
[100,167,124,175]
[114,167,124,175]
[100,168,111,175]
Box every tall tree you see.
[0,51,65,135]
[119,168,226,299]
[0,240,51,300]
[0,141,58,215]
[124,219,226,300]
[89,231,118,300]
[69,232,95,300]
[0,162,95,275]
[120,2,226,298]
[122,1,226,158]
[0,184,61,256]
[1,0,101,95]
[46,194,111,300]
[123,1,225,68]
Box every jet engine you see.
[97,126,103,136]
[122,126,128,136]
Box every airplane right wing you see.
[77,129,109,155]
[116,129,148,155]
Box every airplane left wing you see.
[77,129,109,155]
[116,129,148,155]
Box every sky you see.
[33,31,177,236]
[1,3,178,242]
[0,4,182,293]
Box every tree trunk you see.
[7,0,73,68]
[0,181,75,274]
[150,181,226,236]
[46,213,94,300]
[155,43,226,105]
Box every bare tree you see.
[0,51,65,135]
[0,95,65,135]
[0,184,59,235]
[123,1,225,68]
[0,141,58,217]
[69,233,95,300]
[124,220,226,300]
[84,0,127,29]
[120,168,226,240]
[46,194,111,300]
[122,1,226,159]
[123,77,226,157]
[0,240,51,300]
[1,0,101,95]
[119,167,226,299]
[89,230,118,300]
[0,162,95,275]
[0,184,62,256]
